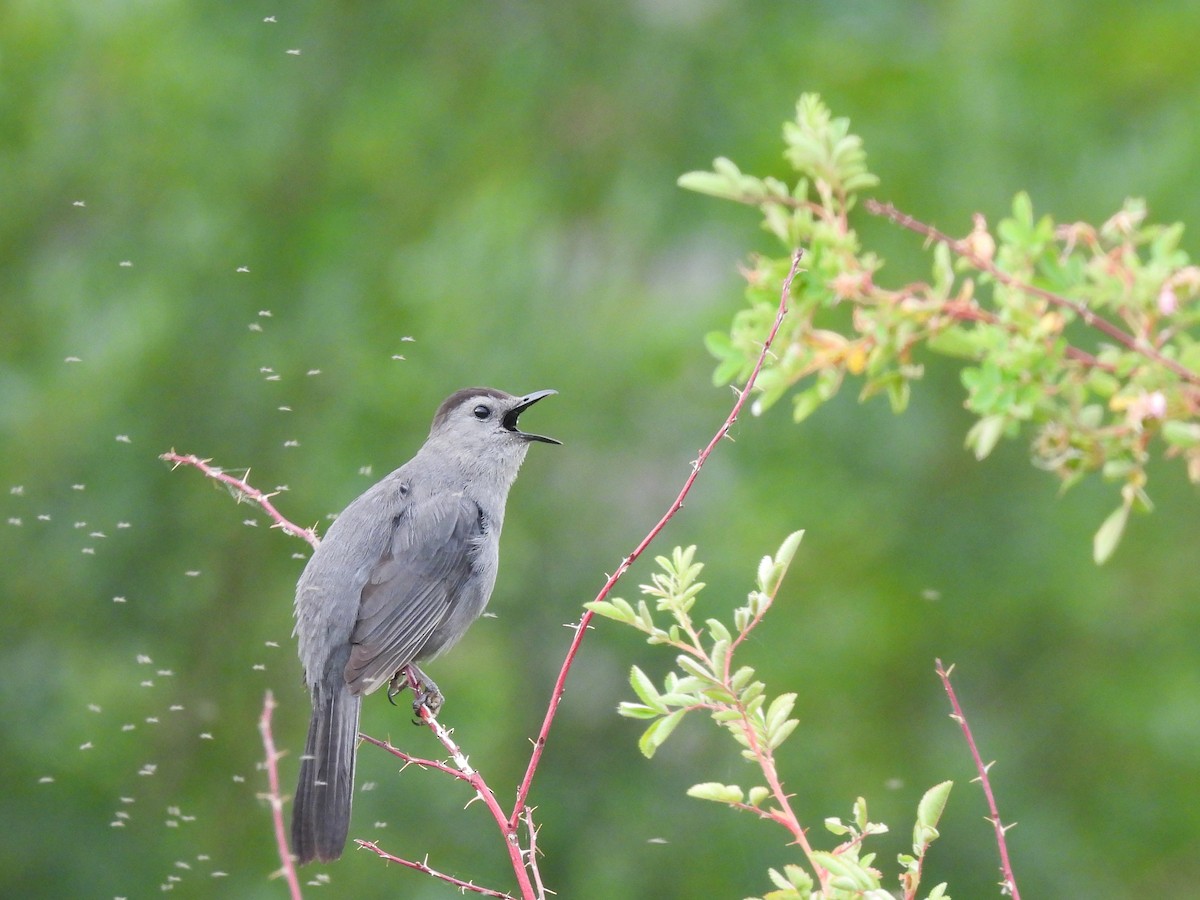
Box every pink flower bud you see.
[1147,391,1167,419]
[1158,286,1177,316]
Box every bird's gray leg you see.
[390,663,444,719]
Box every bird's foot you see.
[390,664,444,722]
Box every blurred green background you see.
[3,2,1199,897]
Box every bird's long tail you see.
[292,679,361,864]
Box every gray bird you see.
[291,387,559,865]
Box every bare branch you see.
[936,659,1021,899]
[357,734,469,781]
[522,807,549,900]
[355,842,517,899]
[258,691,304,900]
[159,452,319,548]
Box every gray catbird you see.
[291,387,559,865]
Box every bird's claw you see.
[388,664,444,722]
[386,672,405,706]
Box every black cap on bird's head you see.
[431,387,561,446]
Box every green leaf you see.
[1093,502,1130,564]
[1012,191,1034,228]
[927,325,983,359]
[914,823,940,848]
[686,781,744,804]
[699,684,735,704]
[965,413,1006,460]
[767,717,799,750]
[706,618,732,643]
[1086,369,1121,398]
[638,708,685,758]
[730,665,757,692]
[712,156,742,179]
[747,786,771,807]
[791,385,826,423]
[677,169,740,201]
[914,781,953,853]
[711,638,730,677]
[1162,420,1200,448]
[740,679,765,705]
[756,553,775,592]
[617,702,661,720]
[768,867,793,891]
[916,781,953,833]
[635,599,658,632]
[1078,404,1104,429]
[676,653,716,682]
[852,795,870,831]
[755,530,804,594]
[781,865,814,893]
[629,665,666,713]
[809,851,878,890]
[1102,458,1135,480]
[765,693,797,733]
[584,597,635,624]
[775,530,804,572]
[703,329,733,358]
[887,376,911,414]
[825,816,850,836]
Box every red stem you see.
[355,842,516,899]
[935,660,1021,899]
[158,452,320,549]
[258,691,304,900]
[508,250,804,829]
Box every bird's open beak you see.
[504,389,561,444]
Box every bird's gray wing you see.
[344,493,483,694]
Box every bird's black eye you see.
[473,404,491,420]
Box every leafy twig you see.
[684,93,1200,561]
[593,538,954,899]
[865,199,1200,387]
[936,659,1021,899]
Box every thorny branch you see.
[510,250,804,827]
[159,452,319,549]
[936,659,1021,900]
[258,691,304,900]
[355,842,517,899]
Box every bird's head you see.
[425,387,560,481]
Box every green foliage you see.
[681,94,1200,562]
[589,536,953,899]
